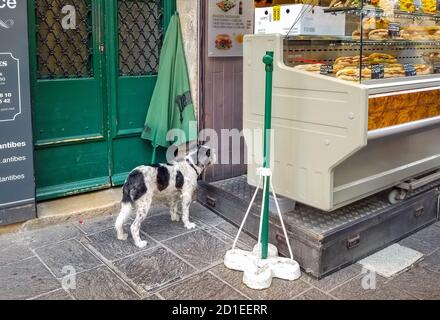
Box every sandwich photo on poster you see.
[208,0,254,57]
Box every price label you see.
[404,63,417,77]
[273,5,281,21]
[371,64,385,79]
[320,64,333,75]
[388,23,401,38]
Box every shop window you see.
[118,0,163,77]
[36,0,93,79]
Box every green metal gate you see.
[29,0,175,200]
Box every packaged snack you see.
[362,17,390,30]
[379,0,394,13]
[365,0,381,6]
[397,0,416,12]
[421,0,437,13]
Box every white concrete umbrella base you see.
[224,244,301,290]
[223,168,302,290]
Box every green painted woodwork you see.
[29,0,176,200]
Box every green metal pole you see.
[261,51,274,259]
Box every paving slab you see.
[19,223,85,249]
[32,289,73,300]
[2,193,440,300]
[191,202,225,227]
[419,249,440,273]
[209,264,311,300]
[215,221,256,249]
[141,213,193,242]
[301,264,363,292]
[67,266,139,300]
[82,227,157,262]
[0,233,34,267]
[399,225,440,255]
[114,247,195,295]
[330,275,417,300]
[388,266,440,300]
[35,239,102,278]
[293,288,334,300]
[163,229,229,269]
[359,244,423,278]
[76,214,119,235]
[0,257,60,300]
[159,272,247,300]
[144,294,162,300]
[198,224,251,251]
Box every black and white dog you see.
[115,144,215,248]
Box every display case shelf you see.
[324,6,440,20]
[285,35,440,46]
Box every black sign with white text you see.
[404,63,417,77]
[320,64,333,75]
[0,0,36,225]
[388,23,401,38]
[371,64,385,79]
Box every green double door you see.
[29,0,175,200]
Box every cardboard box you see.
[254,4,346,36]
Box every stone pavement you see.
[0,202,439,300]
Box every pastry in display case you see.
[246,1,440,211]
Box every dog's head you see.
[186,143,216,169]
[197,143,216,168]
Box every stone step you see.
[0,188,122,235]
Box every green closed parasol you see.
[141,12,197,163]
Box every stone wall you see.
[177,0,200,115]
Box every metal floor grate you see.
[210,175,440,235]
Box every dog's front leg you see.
[181,192,196,230]
[131,199,152,248]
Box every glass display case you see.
[244,0,440,211]
[285,1,440,84]
[283,0,440,130]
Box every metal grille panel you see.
[118,0,163,76]
[36,0,93,79]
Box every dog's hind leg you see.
[170,194,180,222]
[181,193,196,230]
[131,197,152,248]
[115,202,132,241]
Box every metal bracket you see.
[206,196,216,208]
[346,234,361,250]
[397,170,440,192]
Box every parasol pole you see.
[223,51,301,290]
[260,52,274,259]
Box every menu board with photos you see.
[208,0,254,57]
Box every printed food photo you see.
[216,0,236,12]
[215,34,233,50]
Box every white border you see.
[0,52,21,122]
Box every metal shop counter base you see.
[198,176,440,279]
